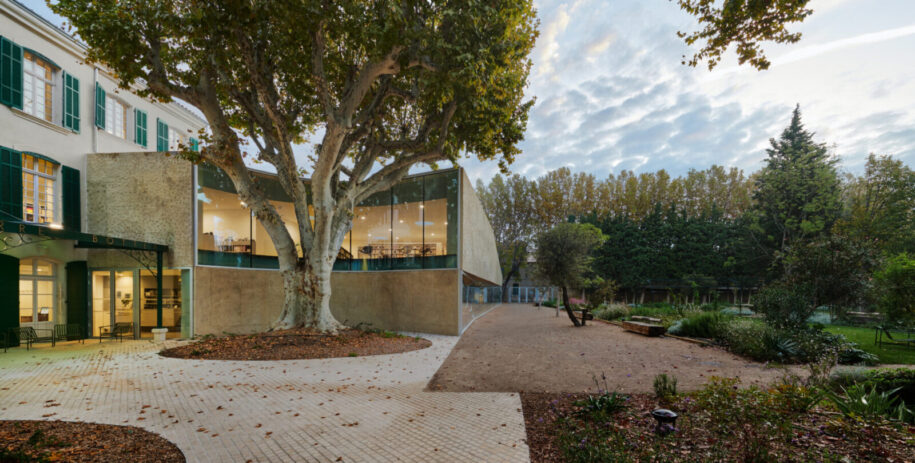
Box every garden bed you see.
[160,328,431,360]
[0,420,184,462]
[521,383,915,462]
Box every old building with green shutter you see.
[0,1,502,345]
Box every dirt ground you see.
[160,328,430,360]
[428,304,802,393]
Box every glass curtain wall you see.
[198,164,459,271]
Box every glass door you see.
[91,271,110,337]
[91,270,137,339]
[114,271,135,336]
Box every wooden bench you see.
[630,315,662,324]
[621,321,666,337]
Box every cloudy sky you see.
[28,0,915,182]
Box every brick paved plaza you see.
[0,335,528,462]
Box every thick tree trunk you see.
[561,286,581,327]
[501,261,520,303]
[271,258,343,332]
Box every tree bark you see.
[501,260,520,303]
[561,285,581,327]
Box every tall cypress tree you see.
[752,105,842,267]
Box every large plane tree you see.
[52,0,537,331]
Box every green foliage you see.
[780,235,879,312]
[837,154,915,255]
[874,253,915,324]
[753,284,815,331]
[667,311,731,339]
[653,373,678,400]
[593,303,629,321]
[862,368,915,407]
[752,106,843,272]
[533,223,605,316]
[826,384,913,423]
[541,299,557,308]
[476,174,538,296]
[675,0,813,70]
[573,391,629,420]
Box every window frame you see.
[21,51,56,122]
[18,258,58,327]
[21,153,59,225]
[104,95,129,140]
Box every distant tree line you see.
[478,106,915,313]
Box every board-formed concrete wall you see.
[459,170,502,285]
[86,152,194,268]
[194,266,461,336]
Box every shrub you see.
[863,368,915,408]
[668,311,732,339]
[542,299,557,308]
[826,384,913,422]
[718,318,781,362]
[874,253,915,324]
[653,373,678,400]
[593,303,628,321]
[753,284,815,331]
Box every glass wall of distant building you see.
[197,165,458,271]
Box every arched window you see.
[19,258,57,329]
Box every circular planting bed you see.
[160,328,431,360]
[0,420,184,463]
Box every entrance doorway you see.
[91,270,136,339]
[90,268,190,339]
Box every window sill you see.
[96,127,132,144]
[11,108,73,135]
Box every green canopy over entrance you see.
[0,218,170,339]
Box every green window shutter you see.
[0,36,23,109]
[95,83,106,129]
[63,72,80,132]
[62,166,80,231]
[135,109,148,147]
[0,146,22,220]
[156,118,169,151]
[65,261,89,339]
[190,137,199,152]
[0,254,20,346]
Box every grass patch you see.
[824,325,915,365]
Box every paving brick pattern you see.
[0,336,529,462]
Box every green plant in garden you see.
[826,384,914,423]
[653,374,678,400]
[593,303,629,321]
[668,311,731,339]
[874,253,915,324]
[753,284,815,331]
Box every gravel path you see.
[428,304,802,393]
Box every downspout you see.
[91,67,98,154]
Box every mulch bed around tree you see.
[521,392,915,463]
[159,328,431,360]
[0,420,184,463]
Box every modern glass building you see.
[196,164,460,272]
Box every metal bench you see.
[8,327,56,350]
[875,325,915,349]
[99,322,133,342]
[54,324,86,343]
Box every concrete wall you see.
[193,266,461,336]
[459,170,502,285]
[86,152,194,268]
[194,266,282,334]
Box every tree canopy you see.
[534,222,604,326]
[674,0,813,70]
[52,0,538,330]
